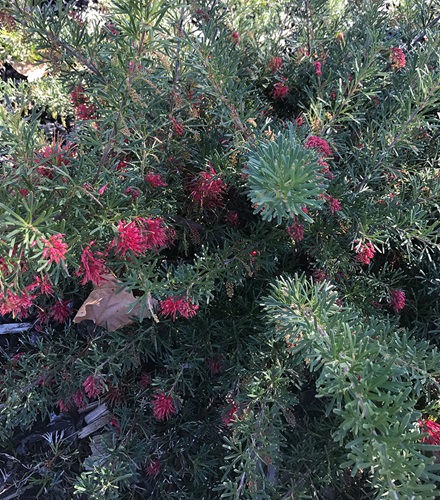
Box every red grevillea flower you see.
[287,220,305,242]
[83,375,103,399]
[139,372,152,388]
[313,269,329,283]
[114,217,170,257]
[77,243,108,286]
[225,210,239,226]
[314,61,322,77]
[41,234,68,264]
[49,299,72,323]
[125,187,140,199]
[231,31,240,44]
[269,56,283,73]
[158,296,199,321]
[194,8,210,23]
[145,171,168,188]
[171,116,184,137]
[152,391,176,421]
[190,167,226,209]
[419,419,440,445]
[72,389,86,409]
[222,403,239,426]
[390,47,406,70]
[354,241,375,265]
[146,459,161,477]
[35,142,74,169]
[271,81,289,100]
[58,399,69,413]
[0,290,34,319]
[389,289,406,312]
[305,136,332,157]
[327,195,342,214]
[207,355,223,375]
[26,275,54,296]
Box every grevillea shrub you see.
[0,0,440,497]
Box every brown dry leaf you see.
[73,275,157,331]
[10,60,48,81]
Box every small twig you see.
[410,13,440,47]
[236,471,246,499]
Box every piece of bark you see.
[0,323,32,335]
[78,413,111,439]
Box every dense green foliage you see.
[0,0,439,498]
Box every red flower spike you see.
[41,234,68,264]
[222,403,239,426]
[314,61,322,77]
[72,389,86,409]
[287,220,305,242]
[145,171,168,188]
[354,241,375,265]
[272,82,289,100]
[114,217,170,257]
[49,299,73,323]
[231,31,240,44]
[269,56,283,73]
[146,459,161,477]
[58,399,69,413]
[420,419,440,445]
[0,290,34,319]
[158,296,199,321]
[390,47,406,70]
[304,136,332,157]
[171,117,184,137]
[190,167,226,209]
[76,243,108,286]
[152,392,176,421]
[389,289,405,312]
[83,375,103,400]
[327,196,342,214]
[139,372,152,388]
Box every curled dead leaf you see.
[10,60,48,81]
[73,275,157,331]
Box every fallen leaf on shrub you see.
[73,275,157,331]
[10,60,48,81]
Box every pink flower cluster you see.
[41,234,68,264]
[34,142,75,179]
[272,81,289,100]
[83,375,103,399]
[389,289,405,312]
[314,61,322,77]
[390,47,406,70]
[287,220,305,242]
[231,31,240,44]
[70,84,96,120]
[354,241,375,265]
[152,391,176,421]
[146,459,161,477]
[76,242,108,286]
[49,299,72,323]
[269,56,283,73]
[0,290,34,319]
[171,116,184,137]
[419,419,440,445]
[190,167,226,209]
[305,136,332,157]
[158,296,199,321]
[113,217,170,257]
[145,171,168,188]
[326,195,342,214]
